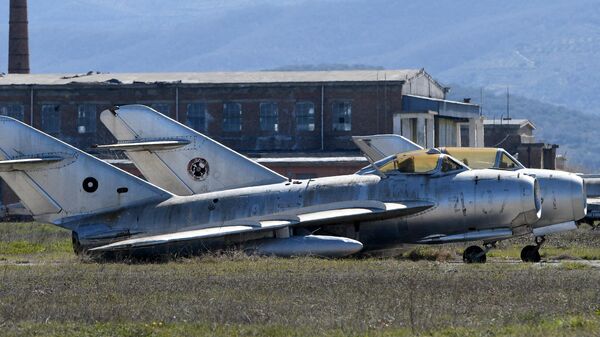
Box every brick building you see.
[0,69,481,152]
[484,118,558,169]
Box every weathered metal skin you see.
[521,169,586,229]
[73,168,539,253]
[353,134,587,237]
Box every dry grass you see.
[0,222,599,336]
[0,255,599,336]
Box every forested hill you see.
[0,1,597,169]
[1,0,599,115]
[448,86,595,171]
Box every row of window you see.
[153,102,315,132]
[0,103,97,135]
[0,101,353,134]
[158,101,352,133]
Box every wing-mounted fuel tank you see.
[243,235,364,257]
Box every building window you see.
[186,103,207,132]
[260,102,278,132]
[295,102,315,131]
[41,104,61,135]
[151,104,170,115]
[0,104,24,121]
[332,101,351,131]
[77,104,97,134]
[223,102,242,132]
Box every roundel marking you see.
[82,177,99,193]
[188,158,209,181]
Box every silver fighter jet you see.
[0,114,543,261]
[90,105,542,262]
[353,134,587,262]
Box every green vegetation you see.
[5,316,600,337]
[0,222,73,262]
[0,222,599,336]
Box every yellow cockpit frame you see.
[376,150,467,175]
[440,147,523,170]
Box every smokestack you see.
[8,0,30,74]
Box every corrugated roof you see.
[483,118,535,129]
[0,69,422,86]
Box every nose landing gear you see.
[521,236,545,263]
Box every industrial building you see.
[0,69,482,153]
[484,118,559,170]
[0,70,482,206]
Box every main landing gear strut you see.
[521,236,545,263]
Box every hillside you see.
[448,86,597,171]
[0,0,599,114]
[0,1,598,169]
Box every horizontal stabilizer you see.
[93,139,190,152]
[0,157,63,172]
[90,200,433,252]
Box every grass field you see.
[0,222,599,336]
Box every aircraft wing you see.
[90,200,433,252]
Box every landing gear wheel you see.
[72,232,84,255]
[463,245,486,264]
[520,245,541,263]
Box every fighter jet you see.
[91,105,541,262]
[353,134,587,262]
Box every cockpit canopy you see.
[358,150,468,176]
[439,147,524,171]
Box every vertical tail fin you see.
[0,116,172,225]
[98,105,287,195]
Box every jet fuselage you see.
[73,168,539,254]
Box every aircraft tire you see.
[72,231,85,255]
[463,245,486,264]
[520,245,541,263]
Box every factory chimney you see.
[8,0,30,74]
